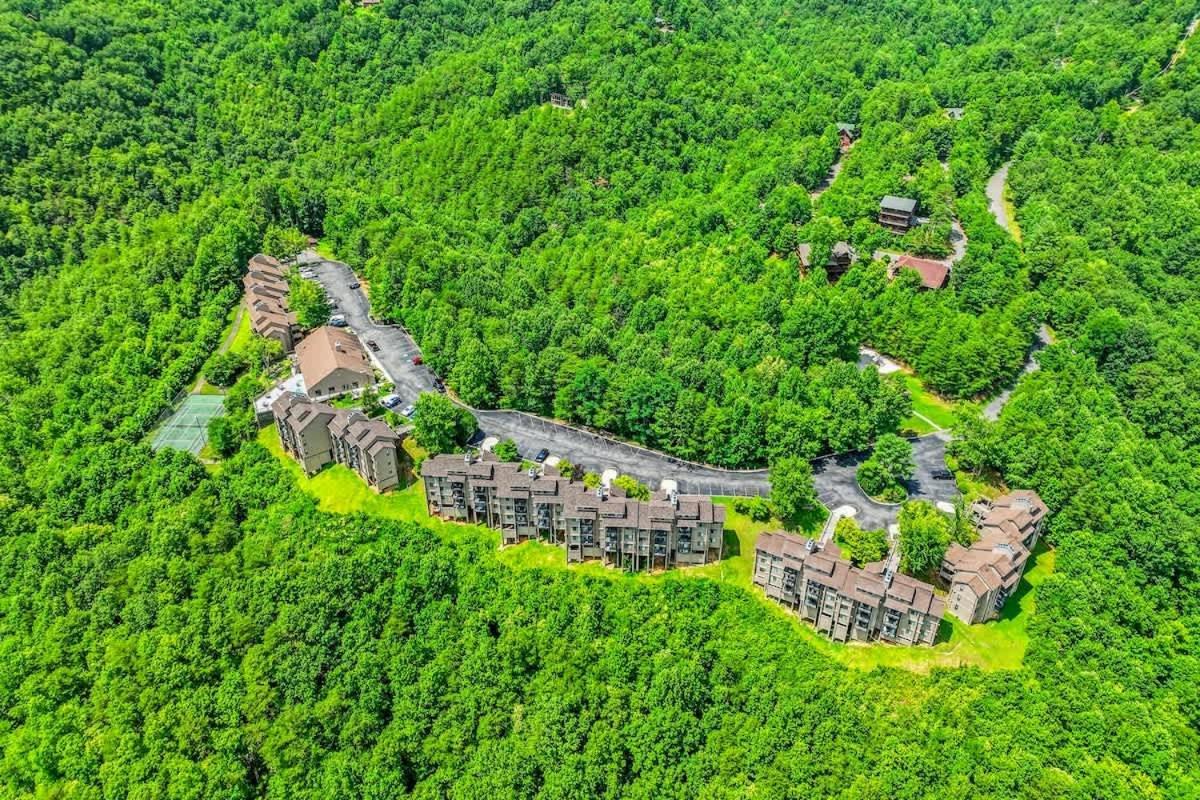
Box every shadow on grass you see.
[723,529,741,559]
[998,539,1051,623]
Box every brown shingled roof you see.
[296,326,373,390]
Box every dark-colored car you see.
[349,281,361,290]
[433,378,446,392]
[412,355,423,365]
[534,448,550,463]
[366,339,380,352]
[931,468,954,480]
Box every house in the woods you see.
[888,254,950,290]
[798,241,857,280]
[836,122,859,150]
[879,195,918,233]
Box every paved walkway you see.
[190,302,245,396]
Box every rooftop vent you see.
[805,539,816,552]
[527,467,538,479]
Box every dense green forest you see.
[2,0,1200,795]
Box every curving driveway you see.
[297,251,774,496]
[296,250,958,520]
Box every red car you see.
[412,355,423,365]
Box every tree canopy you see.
[2,0,1200,795]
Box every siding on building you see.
[940,490,1048,623]
[753,531,944,647]
[272,393,405,491]
[422,453,725,571]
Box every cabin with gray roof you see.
[879,195,918,233]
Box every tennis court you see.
[151,394,226,455]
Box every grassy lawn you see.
[227,305,254,355]
[901,374,960,432]
[258,426,1050,673]
[256,428,485,545]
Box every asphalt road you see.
[298,251,772,496]
[986,161,1013,234]
[298,252,958,518]
[983,324,1051,421]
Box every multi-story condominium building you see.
[753,532,944,646]
[940,490,1048,624]
[244,254,300,352]
[272,393,338,474]
[272,393,405,491]
[328,409,404,491]
[878,195,918,233]
[421,452,725,570]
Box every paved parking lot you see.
[300,254,439,401]
[812,433,958,530]
[297,251,956,514]
[299,252,770,495]
[475,409,770,496]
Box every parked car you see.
[932,469,954,480]
[400,404,416,418]
[412,355,423,365]
[380,394,401,409]
[534,448,550,463]
[366,339,380,352]
[329,314,347,327]
[349,281,361,290]
[433,378,445,392]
